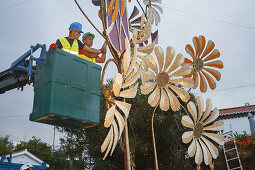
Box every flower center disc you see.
[157,72,169,87]
[194,58,204,71]
[194,123,203,139]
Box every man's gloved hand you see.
[49,43,57,49]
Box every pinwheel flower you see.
[101,38,140,159]
[143,0,163,26]
[140,46,194,111]
[184,35,223,93]
[181,96,225,165]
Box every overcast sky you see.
[0,0,255,146]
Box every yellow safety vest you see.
[78,54,96,63]
[59,38,79,56]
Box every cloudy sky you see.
[0,0,254,146]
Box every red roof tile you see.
[219,104,255,119]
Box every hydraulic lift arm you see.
[0,44,46,94]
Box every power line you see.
[197,83,255,94]
[162,6,254,30]
[0,0,33,12]
[0,114,28,118]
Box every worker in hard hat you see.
[79,32,107,63]
[55,22,102,56]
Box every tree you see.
[0,135,14,155]
[14,136,52,165]
[57,80,197,169]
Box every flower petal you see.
[182,131,193,144]
[203,49,220,62]
[148,86,160,107]
[201,40,215,59]
[123,38,131,76]
[146,54,159,74]
[203,67,221,81]
[193,71,199,89]
[101,126,113,153]
[163,46,175,72]
[198,35,206,58]
[197,96,204,122]
[203,107,219,126]
[137,55,149,71]
[169,78,194,88]
[140,82,156,95]
[195,139,203,164]
[203,132,225,145]
[115,110,125,139]
[181,115,194,128]
[103,126,114,160]
[188,139,196,157]
[185,44,195,59]
[159,88,170,111]
[199,71,207,93]
[199,139,212,165]
[165,87,180,111]
[201,98,213,122]
[115,101,131,118]
[119,83,138,98]
[168,84,190,102]
[169,64,192,78]
[204,120,224,131]
[144,70,156,81]
[104,105,116,128]
[126,46,137,77]
[154,46,164,72]
[193,36,200,58]
[201,136,219,159]
[166,53,184,74]
[184,58,193,64]
[113,73,123,96]
[187,101,197,123]
[201,70,216,90]
[204,60,224,69]
[110,120,119,156]
[122,68,140,88]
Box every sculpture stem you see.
[152,104,159,170]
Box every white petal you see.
[182,131,193,144]
[181,115,194,128]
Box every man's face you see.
[71,29,81,39]
[83,36,93,47]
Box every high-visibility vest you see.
[59,38,79,56]
[78,54,96,63]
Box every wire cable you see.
[197,83,255,94]
[162,6,254,30]
[0,0,33,12]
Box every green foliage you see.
[14,136,52,164]
[0,135,14,155]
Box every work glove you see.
[49,43,57,49]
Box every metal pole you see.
[123,119,131,170]
[53,126,56,151]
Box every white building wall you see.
[3,155,41,166]
[223,117,253,134]
[11,156,41,165]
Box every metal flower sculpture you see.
[130,8,156,54]
[101,38,140,159]
[143,0,163,26]
[139,46,194,169]
[140,46,194,111]
[184,35,223,92]
[181,96,225,165]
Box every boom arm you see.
[0,44,46,94]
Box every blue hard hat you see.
[69,22,84,33]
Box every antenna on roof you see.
[245,103,250,106]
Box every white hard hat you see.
[20,164,34,170]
